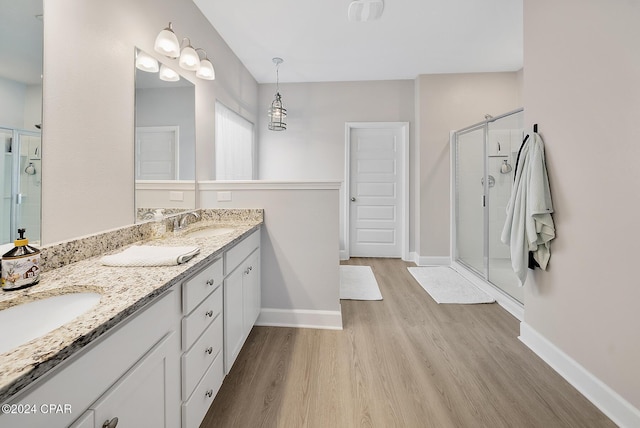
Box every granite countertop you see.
[0,215,262,402]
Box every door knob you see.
[102,418,119,428]
[351,197,356,202]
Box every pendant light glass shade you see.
[135,50,159,72]
[196,58,215,80]
[154,22,180,58]
[268,58,287,131]
[268,93,287,131]
[179,39,200,71]
[159,64,180,82]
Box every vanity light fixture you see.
[178,38,200,71]
[154,22,180,58]
[268,58,287,131]
[135,50,159,73]
[159,64,180,82]
[153,23,214,81]
[195,49,215,80]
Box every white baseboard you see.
[520,322,640,428]
[256,308,343,330]
[410,253,450,266]
[339,250,349,261]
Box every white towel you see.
[100,245,200,267]
[501,133,555,285]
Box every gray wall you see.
[42,0,258,243]
[257,80,415,253]
[523,0,640,411]
[416,72,521,260]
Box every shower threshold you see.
[450,261,524,321]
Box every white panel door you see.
[349,127,403,257]
[135,126,179,180]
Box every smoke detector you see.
[348,0,384,22]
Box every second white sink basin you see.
[0,292,101,354]
[185,227,235,238]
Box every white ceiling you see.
[193,0,523,84]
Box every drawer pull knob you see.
[206,346,213,355]
[205,389,214,398]
[102,418,119,428]
[205,310,214,317]
[206,278,215,286]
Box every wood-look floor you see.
[201,258,615,428]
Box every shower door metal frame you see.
[450,108,524,319]
[451,123,488,279]
[2,127,41,243]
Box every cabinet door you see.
[243,250,261,332]
[69,411,94,428]
[90,331,180,428]
[224,267,244,374]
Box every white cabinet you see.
[0,227,261,428]
[87,331,180,428]
[224,229,261,374]
[243,250,261,334]
[180,256,225,428]
[2,289,181,428]
[223,266,245,373]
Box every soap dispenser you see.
[1,229,41,291]
[151,209,167,238]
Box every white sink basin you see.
[185,227,235,238]
[0,292,101,354]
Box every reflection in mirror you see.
[0,0,43,245]
[134,48,196,222]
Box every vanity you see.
[0,209,262,428]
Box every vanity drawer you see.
[182,286,222,350]
[181,349,224,428]
[225,229,260,273]
[181,314,222,400]
[182,256,223,315]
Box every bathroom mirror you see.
[0,0,43,244]
[134,48,196,222]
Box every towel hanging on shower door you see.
[501,131,555,286]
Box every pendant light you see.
[268,58,287,131]
[154,22,180,58]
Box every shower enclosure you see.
[1,126,41,245]
[452,109,523,307]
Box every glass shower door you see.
[1,128,12,243]
[0,128,41,245]
[487,112,523,302]
[455,125,486,275]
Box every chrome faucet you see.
[174,211,200,231]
